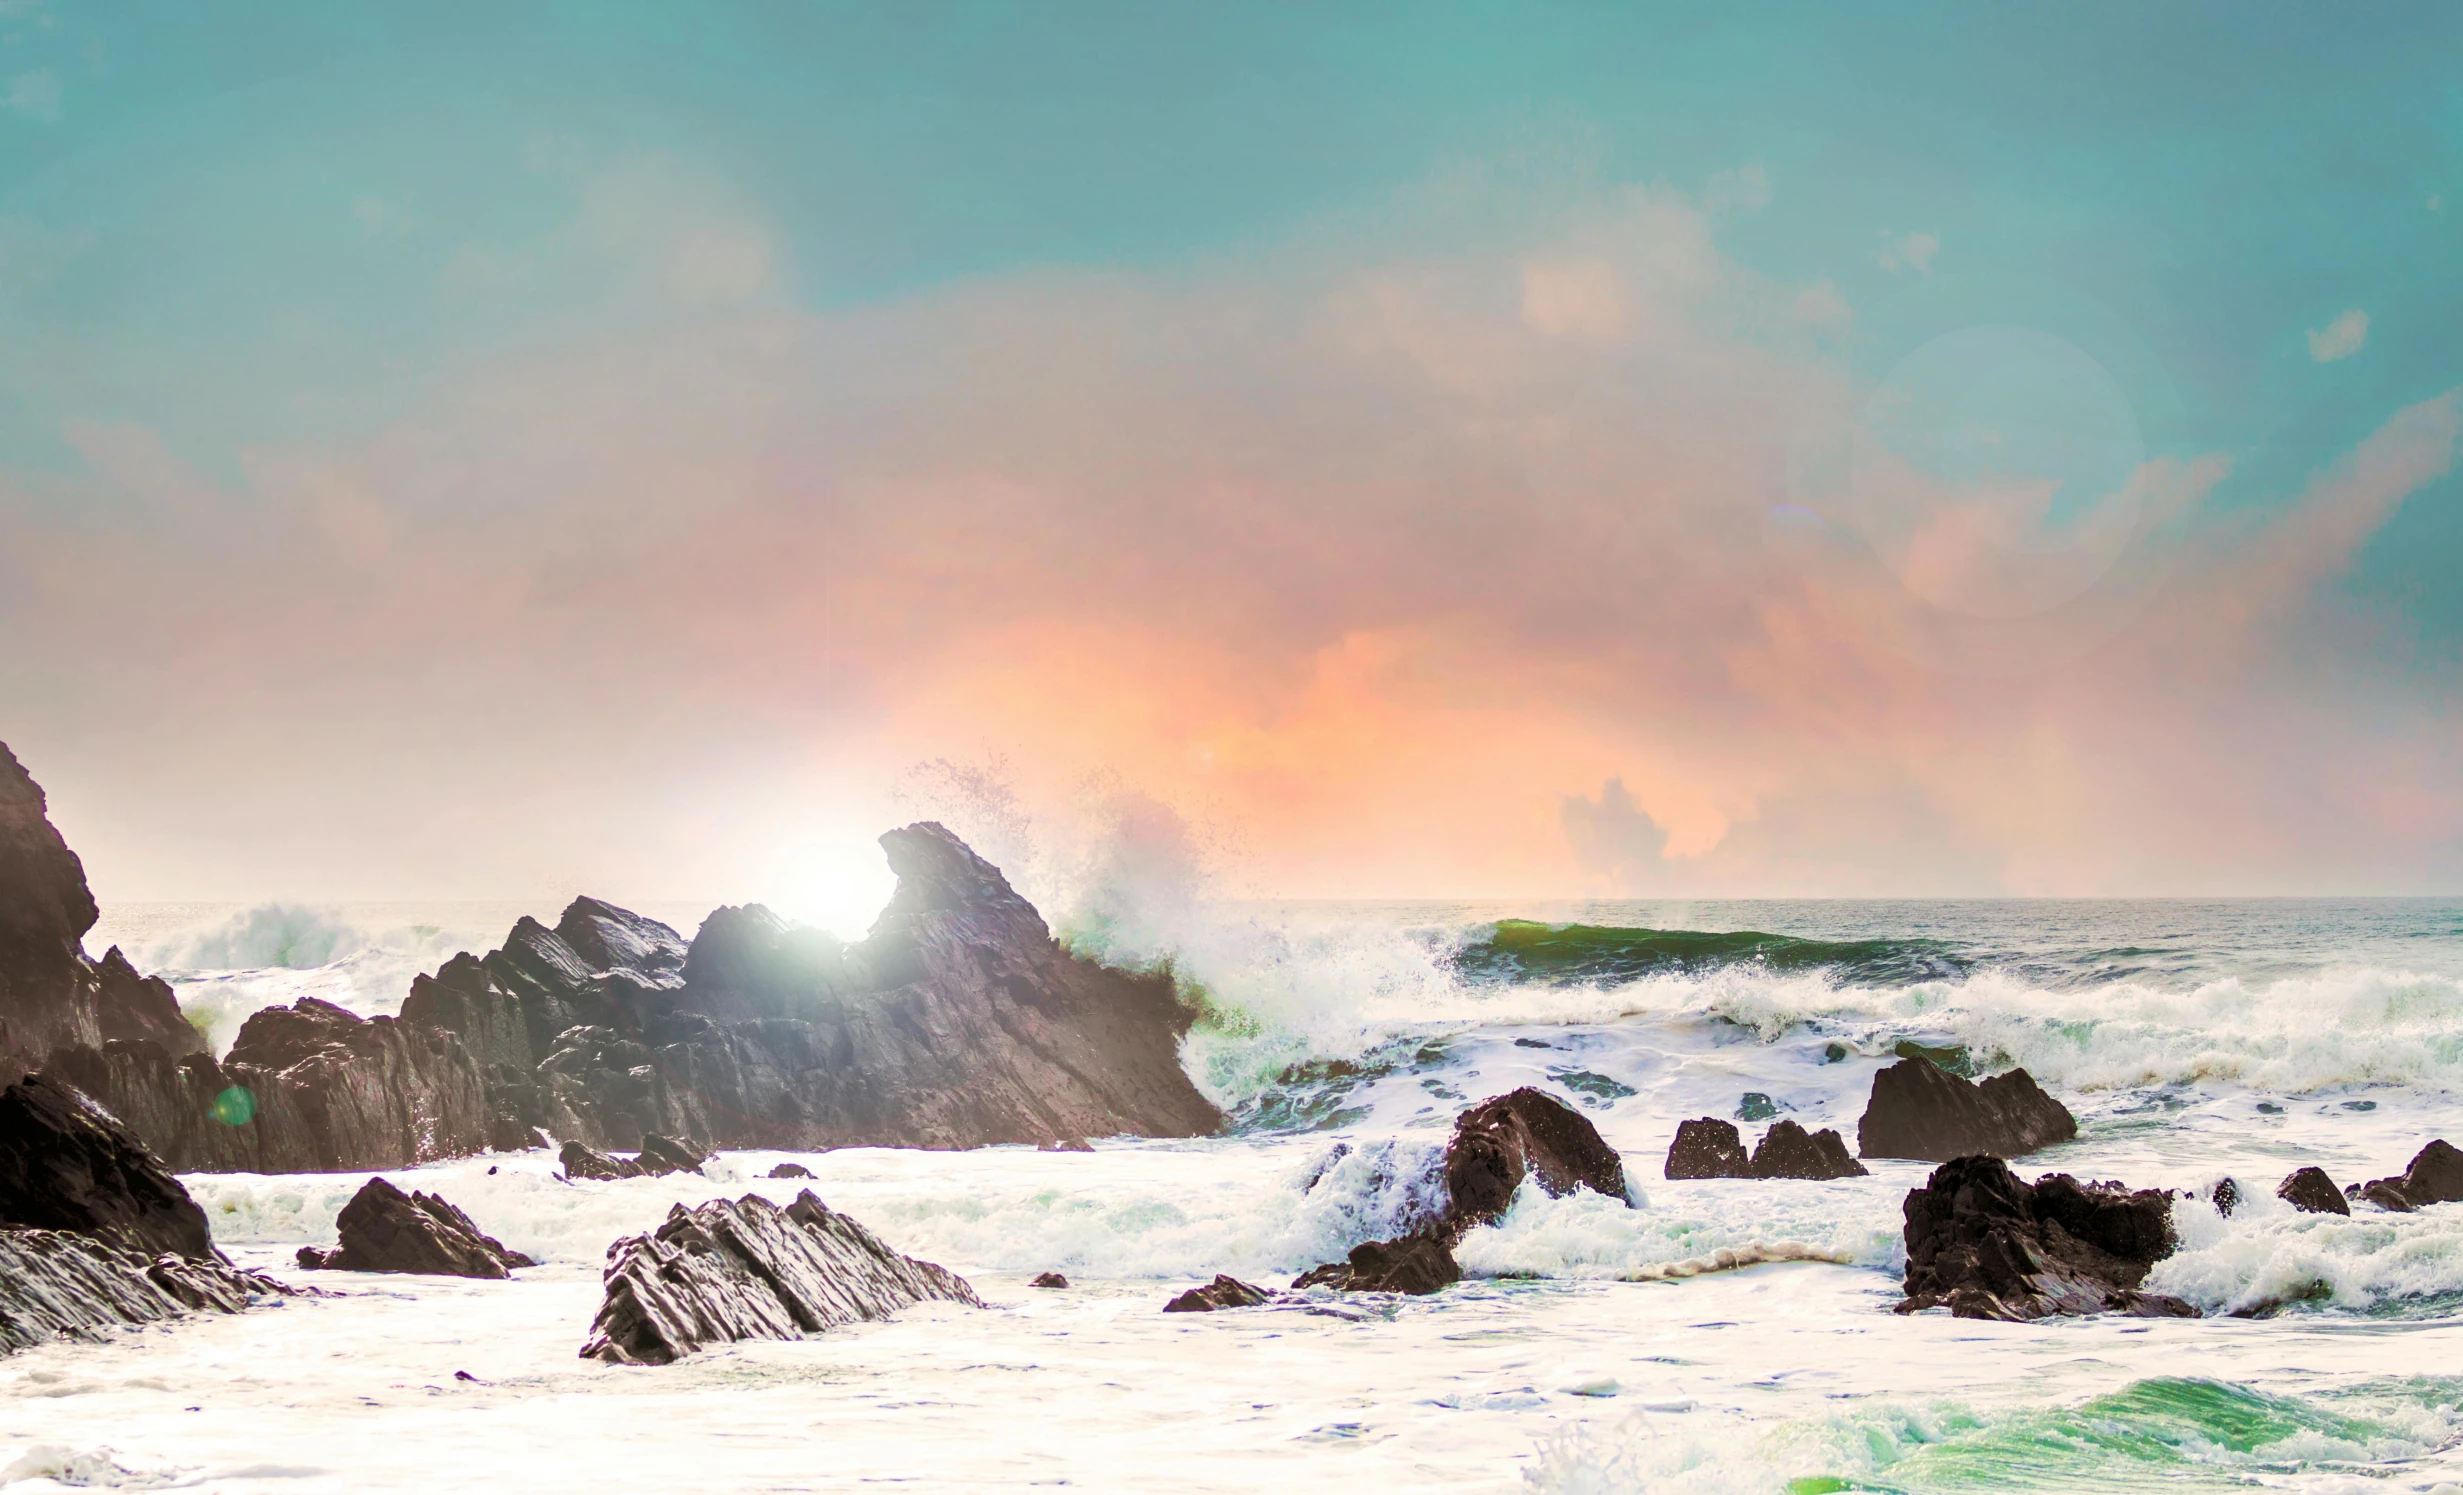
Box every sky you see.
[3,2,2462,918]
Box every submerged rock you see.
[0,1073,212,1259]
[1897,1155,2196,1321]
[559,1134,705,1181]
[2355,1140,2463,1212]
[1664,1118,1750,1179]
[1030,1271,1069,1289]
[2276,1166,2350,1216]
[2209,1177,2240,1217]
[580,1191,981,1365]
[1857,1056,2077,1163]
[1162,1275,1273,1312]
[1747,1119,1869,1180]
[1444,1088,1629,1230]
[296,1177,534,1278]
[1291,1233,1460,1295]
[767,1162,814,1179]
[0,1228,289,1354]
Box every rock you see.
[768,1162,814,1179]
[580,1191,981,1365]
[1748,1120,1869,1180]
[0,743,205,1077]
[0,1228,289,1354]
[2355,1140,2463,1212]
[1664,1118,1750,1179]
[0,1073,212,1259]
[1162,1274,1272,1312]
[1444,1087,1629,1230]
[560,1139,643,1181]
[634,1133,708,1176]
[1038,1137,1095,1153]
[295,1177,535,1278]
[2276,1166,2350,1216]
[1857,1057,2077,1162]
[1291,1233,1460,1295]
[1030,1271,1069,1288]
[1896,1155,2197,1321]
[47,998,496,1174]
[2210,1177,2240,1217]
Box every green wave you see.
[1454,920,1969,988]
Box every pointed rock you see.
[2276,1167,2348,1216]
[1664,1118,1750,1179]
[296,1177,534,1278]
[1858,1056,2076,1162]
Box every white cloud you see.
[2307,307,2369,362]
[3,68,60,122]
[1878,230,1937,274]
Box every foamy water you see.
[16,897,2463,1490]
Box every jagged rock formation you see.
[0,1073,212,1258]
[409,822,1220,1155]
[1443,1088,1630,1231]
[2355,1141,2463,1212]
[1162,1275,1272,1312]
[1858,1056,2077,1162]
[49,997,498,1174]
[557,1135,705,1181]
[1664,1117,1867,1181]
[1291,1233,1459,1295]
[2277,1166,2350,1215]
[580,1191,982,1364]
[0,744,202,1079]
[1665,1118,1751,1179]
[0,1075,286,1354]
[296,1177,534,1277]
[1897,1155,2196,1320]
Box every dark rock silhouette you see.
[580,1191,981,1364]
[0,1229,289,1353]
[558,1135,704,1181]
[2210,1177,2240,1217]
[1664,1118,1750,1179]
[1858,1056,2077,1162]
[1897,1155,2196,1320]
[0,744,203,1079]
[2355,1141,2463,1212]
[1444,1087,1628,1230]
[768,1162,814,1179]
[1162,1274,1272,1312]
[635,1134,708,1176]
[50,997,497,1174]
[296,1177,534,1277]
[1030,1271,1069,1288]
[1291,1233,1459,1295]
[2276,1166,2350,1215]
[1748,1119,1869,1180]
[0,1073,211,1259]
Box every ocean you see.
[19,896,2463,1492]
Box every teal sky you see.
[3,3,2461,901]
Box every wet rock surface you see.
[2355,1140,2463,1211]
[1291,1233,1460,1295]
[767,1162,814,1179]
[0,1229,289,1354]
[1030,1271,1069,1288]
[558,1135,706,1181]
[1747,1119,1869,1180]
[1444,1087,1629,1230]
[1664,1118,1750,1179]
[1162,1275,1273,1312]
[581,1191,982,1365]
[0,1073,212,1259]
[1898,1155,2196,1321]
[2277,1166,2350,1215]
[296,1177,535,1278]
[1858,1057,2078,1162]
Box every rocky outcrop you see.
[48,997,497,1174]
[1664,1117,1867,1181]
[0,1073,211,1259]
[1030,1271,1068,1288]
[1858,1056,2077,1162]
[2277,1166,2350,1215]
[412,822,1221,1156]
[1665,1118,1751,1179]
[296,1177,534,1277]
[558,1134,705,1181]
[580,1191,981,1365]
[768,1162,814,1179]
[0,1229,289,1353]
[2355,1141,2463,1212]
[1291,1233,1459,1295]
[1897,1155,2196,1321]
[1443,1087,1629,1230]
[0,744,203,1079]
[1162,1275,1272,1312]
